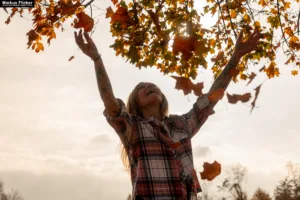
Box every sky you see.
[0,2,300,200]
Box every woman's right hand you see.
[74,29,100,60]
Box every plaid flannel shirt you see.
[103,95,211,200]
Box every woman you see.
[74,29,260,200]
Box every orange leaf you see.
[61,2,81,16]
[227,92,251,104]
[200,161,221,181]
[35,43,44,53]
[291,70,298,76]
[106,7,114,18]
[69,56,75,61]
[173,36,197,61]
[111,6,131,28]
[111,0,118,4]
[74,12,94,32]
[171,76,204,96]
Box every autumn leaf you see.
[68,56,75,61]
[291,70,298,76]
[35,42,44,53]
[111,6,131,29]
[251,84,262,113]
[74,12,94,32]
[193,82,204,96]
[106,7,114,18]
[227,93,252,104]
[171,76,204,96]
[264,61,280,78]
[200,161,221,181]
[111,0,118,5]
[173,36,197,61]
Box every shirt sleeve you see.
[103,98,134,147]
[181,94,212,138]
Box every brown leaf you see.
[227,93,251,104]
[193,82,204,96]
[200,161,221,181]
[106,7,114,18]
[68,56,75,61]
[251,84,262,113]
[246,72,256,86]
[171,76,193,95]
[74,12,94,32]
[171,76,204,96]
[111,6,131,29]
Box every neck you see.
[141,105,162,121]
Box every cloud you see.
[0,170,131,200]
[194,146,211,157]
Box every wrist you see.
[91,54,101,61]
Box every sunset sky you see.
[0,2,299,200]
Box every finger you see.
[74,31,78,43]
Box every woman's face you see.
[136,82,163,108]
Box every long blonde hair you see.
[120,83,169,171]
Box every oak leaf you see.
[200,161,221,181]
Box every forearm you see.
[93,57,120,116]
[208,54,241,108]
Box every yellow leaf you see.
[284,2,291,9]
[243,14,250,24]
[230,10,237,18]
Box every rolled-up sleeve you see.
[181,94,211,138]
[103,98,134,147]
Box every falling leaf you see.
[74,12,94,32]
[68,56,75,61]
[106,7,114,18]
[291,70,298,76]
[193,82,204,96]
[200,161,221,181]
[251,84,262,113]
[227,93,251,104]
[246,72,256,86]
[171,76,204,96]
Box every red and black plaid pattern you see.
[104,95,210,200]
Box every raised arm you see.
[74,29,120,116]
[207,29,261,110]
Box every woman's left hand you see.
[233,29,261,59]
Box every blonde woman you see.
[74,29,260,200]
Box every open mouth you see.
[147,90,156,96]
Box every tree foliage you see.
[3,0,300,78]
[251,188,272,200]
[3,0,300,111]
